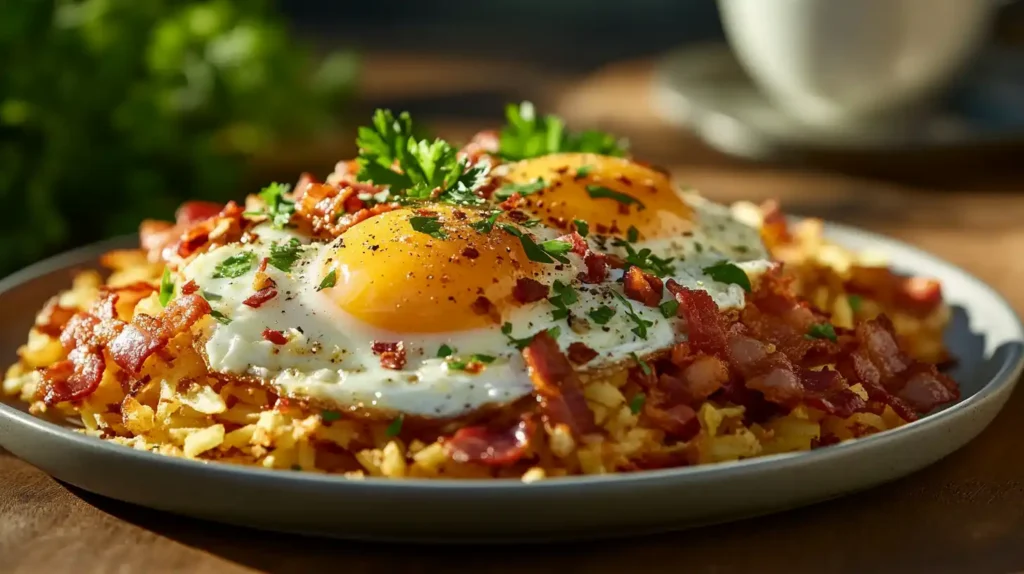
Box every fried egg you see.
[180,155,774,419]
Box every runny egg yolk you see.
[320,206,549,333]
[502,152,694,241]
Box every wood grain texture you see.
[4,55,1024,573]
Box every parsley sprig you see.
[409,215,448,239]
[355,109,487,206]
[502,322,561,350]
[702,261,752,292]
[268,238,302,272]
[612,290,654,340]
[470,211,501,234]
[806,323,838,342]
[548,280,578,321]
[498,102,629,161]
[612,238,676,278]
[585,185,645,211]
[494,177,547,200]
[499,223,570,264]
[213,251,256,279]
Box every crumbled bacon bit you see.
[108,294,211,374]
[522,331,599,437]
[581,252,608,284]
[566,342,599,365]
[642,402,700,439]
[35,297,76,337]
[470,296,501,324]
[512,278,550,303]
[262,329,288,345]
[461,246,480,259]
[175,201,223,226]
[444,416,535,466]
[668,280,728,358]
[506,210,529,223]
[243,286,278,309]
[180,280,199,296]
[293,172,319,200]
[371,341,406,370]
[624,266,664,307]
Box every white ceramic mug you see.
[718,0,999,126]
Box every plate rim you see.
[2,223,1022,493]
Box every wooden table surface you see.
[4,55,1024,573]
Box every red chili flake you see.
[512,278,550,303]
[506,210,529,222]
[262,329,288,345]
[453,210,467,220]
[470,296,501,323]
[180,280,199,295]
[243,287,278,308]
[462,246,480,259]
[617,175,633,185]
[567,342,599,364]
[416,208,438,217]
[499,193,523,211]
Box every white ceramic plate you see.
[1,224,1021,542]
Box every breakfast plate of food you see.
[1,103,1021,541]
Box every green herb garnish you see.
[212,251,256,279]
[385,416,404,437]
[437,344,455,358]
[498,102,628,160]
[848,294,863,313]
[627,225,640,243]
[495,177,547,200]
[587,305,616,325]
[612,290,654,340]
[702,261,752,292]
[613,239,676,277]
[573,219,589,237]
[409,215,448,239]
[321,410,341,422]
[210,310,232,325]
[317,269,337,291]
[585,185,645,211]
[499,223,568,264]
[201,291,222,301]
[548,280,579,321]
[502,322,560,350]
[268,238,302,272]
[631,352,652,376]
[806,323,838,342]
[257,182,296,229]
[659,299,679,318]
[446,354,497,371]
[629,393,646,415]
[471,211,502,234]
[158,267,174,307]
[575,165,593,178]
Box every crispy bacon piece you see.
[668,280,728,358]
[522,331,599,437]
[847,266,944,318]
[371,341,407,370]
[292,172,319,200]
[470,296,501,324]
[758,199,791,247]
[445,416,535,466]
[180,280,199,296]
[41,347,106,405]
[108,294,211,374]
[660,354,730,405]
[566,342,599,365]
[176,201,223,226]
[243,286,278,309]
[512,278,550,303]
[642,402,700,440]
[35,297,77,337]
[581,252,609,284]
[624,267,664,307]
[498,192,524,211]
[262,329,288,345]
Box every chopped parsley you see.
[806,322,838,342]
[575,165,593,178]
[268,238,302,272]
[409,215,448,239]
[848,294,863,313]
[520,219,542,228]
[209,310,232,325]
[587,304,616,325]
[446,354,497,371]
[629,393,646,415]
[213,251,256,279]
[495,177,546,200]
[548,280,579,321]
[256,183,296,229]
[659,299,679,318]
[437,344,455,358]
[321,410,341,422]
[158,267,174,307]
[612,290,654,340]
[631,352,652,376]
[499,223,569,264]
[498,101,628,160]
[627,225,640,243]
[201,290,222,301]
[502,322,560,350]
[470,211,501,234]
[613,239,676,277]
[573,219,589,237]
[702,261,752,292]
[317,269,337,291]
[585,185,645,211]
[385,416,404,437]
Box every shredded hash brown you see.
[2,202,956,480]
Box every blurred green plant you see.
[0,0,357,275]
